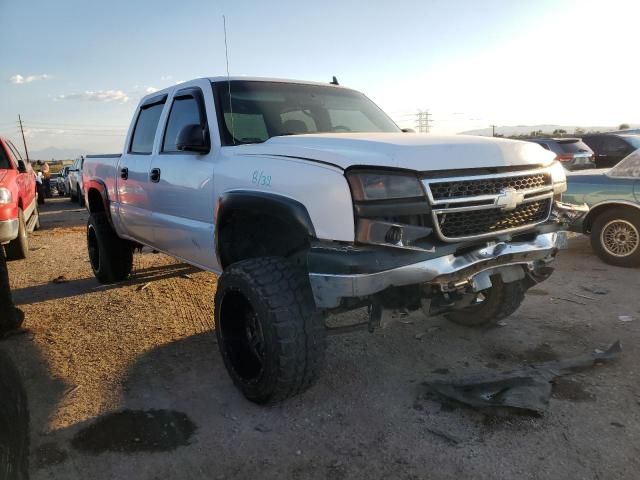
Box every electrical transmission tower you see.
[415,110,432,133]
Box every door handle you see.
[150,168,161,183]
[120,167,129,180]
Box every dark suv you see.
[525,138,595,171]
[581,134,640,168]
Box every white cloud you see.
[10,73,51,84]
[56,90,129,103]
[160,75,173,81]
[145,86,158,94]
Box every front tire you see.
[590,207,640,267]
[87,213,134,283]
[444,276,525,327]
[77,185,85,207]
[215,257,326,404]
[5,209,29,261]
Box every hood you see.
[234,133,555,171]
[0,170,7,184]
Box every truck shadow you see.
[12,263,201,306]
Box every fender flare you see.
[216,191,317,267]
[84,179,111,221]
[583,200,640,232]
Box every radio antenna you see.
[223,15,236,144]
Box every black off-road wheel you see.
[215,257,326,404]
[87,213,134,283]
[5,209,29,261]
[444,276,525,328]
[590,207,640,268]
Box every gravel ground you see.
[2,197,640,479]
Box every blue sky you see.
[1,0,638,158]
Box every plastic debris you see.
[420,341,622,415]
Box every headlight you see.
[346,170,424,201]
[549,161,567,195]
[0,188,12,204]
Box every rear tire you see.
[444,276,525,328]
[87,213,134,283]
[33,205,40,231]
[215,257,326,404]
[590,208,640,268]
[5,209,29,261]
[77,185,85,207]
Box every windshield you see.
[608,149,640,178]
[0,145,9,169]
[212,81,400,145]
[557,139,592,154]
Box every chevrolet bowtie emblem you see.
[495,187,525,211]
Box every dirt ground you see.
[2,197,640,479]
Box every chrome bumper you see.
[309,231,567,309]
[0,218,19,244]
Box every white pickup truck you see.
[83,77,587,403]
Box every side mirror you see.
[176,124,210,153]
[401,128,415,133]
[17,160,27,173]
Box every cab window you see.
[162,96,202,152]
[130,102,165,154]
[0,144,10,169]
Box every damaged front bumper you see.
[308,201,589,309]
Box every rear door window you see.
[130,102,165,154]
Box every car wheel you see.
[215,257,326,404]
[444,276,525,327]
[77,185,85,207]
[33,205,40,231]
[5,209,29,261]
[87,213,134,283]
[591,208,640,267]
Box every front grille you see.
[437,199,551,239]
[429,173,551,201]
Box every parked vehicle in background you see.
[48,173,60,196]
[582,134,640,169]
[563,150,640,267]
[525,138,595,170]
[68,156,85,206]
[57,166,70,196]
[0,136,39,260]
[83,77,587,404]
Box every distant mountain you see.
[28,146,96,161]
[460,124,640,137]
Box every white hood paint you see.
[233,133,556,171]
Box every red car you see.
[0,137,39,260]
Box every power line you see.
[416,110,432,133]
[21,121,126,130]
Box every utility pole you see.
[490,124,497,137]
[416,110,432,133]
[18,115,29,161]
